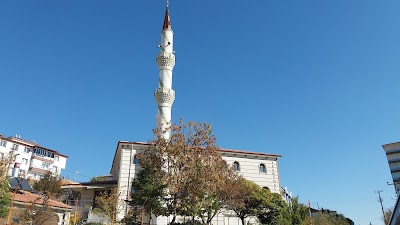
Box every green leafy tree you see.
[130,166,166,225]
[303,209,351,225]
[257,192,291,225]
[93,187,121,225]
[33,171,62,199]
[90,176,102,182]
[289,197,308,225]
[225,179,268,225]
[0,153,12,218]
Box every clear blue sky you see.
[1,1,399,224]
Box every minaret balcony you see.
[155,88,175,107]
[156,52,175,70]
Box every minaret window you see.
[233,161,240,171]
[259,164,266,173]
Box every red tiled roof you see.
[11,191,72,209]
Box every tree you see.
[257,192,291,225]
[19,194,58,225]
[383,208,393,225]
[90,176,102,182]
[0,153,13,218]
[129,166,166,225]
[33,171,62,199]
[225,178,268,225]
[92,187,121,225]
[139,119,234,224]
[289,197,308,225]
[303,209,351,225]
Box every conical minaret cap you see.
[162,7,172,30]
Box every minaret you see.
[154,3,175,140]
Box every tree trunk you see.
[240,216,245,225]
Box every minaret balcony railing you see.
[155,88,175,107]
[156,52,175,70]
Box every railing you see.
[386,149,400,155]
[388,158,400,163]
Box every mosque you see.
[63,3,289,224]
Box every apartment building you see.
[0,134,68,180]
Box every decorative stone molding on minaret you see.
[154,6,175,140]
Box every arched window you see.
[259,164,266,173]
[233,161,240,171]
[133,155,140,165]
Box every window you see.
[21,158,28,165]
[55,156,59,162]
[53,166,58,173]
[24,147,30,153]
[12,144,19,150]
[41,162,51,170]
[259,164,266,173]
[0,140,7,147]
[33,148,55,158]
[233,161,240,171]
[133,155,140,164]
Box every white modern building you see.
[0,134,68,180]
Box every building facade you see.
[382,142,400,224]
[110,142,282,223]
[0,134,68,180]
[382,142,400,193]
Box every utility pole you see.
[74,170,79,182]
[375,190,386,222]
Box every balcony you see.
[29,166,51,174]
[386,149,400,155]
[388,158,400,164]
[392,168,400,173]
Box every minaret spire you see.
[162,5,172,30]
[155,2,175,140]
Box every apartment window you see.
[21,158,28,165]
[0,140,7,147]
[41,162,51,170]
[133,155,140,164]
[24,147,30,153]
[53,166,58,173]
[233,161,240,171]
[12,144,19,151]
[55,156,59,162]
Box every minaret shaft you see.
[155,7,175,140]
